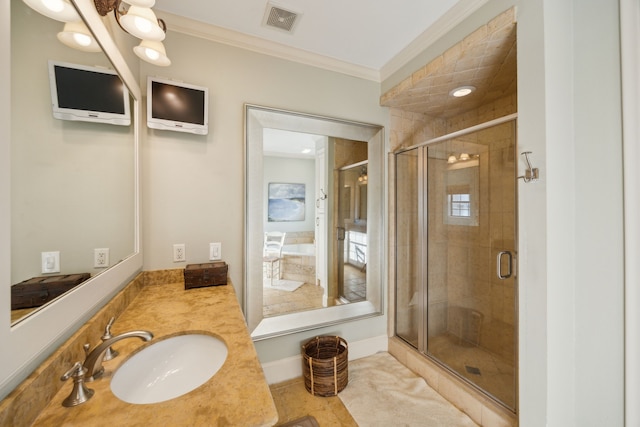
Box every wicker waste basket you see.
[302,336,348,397]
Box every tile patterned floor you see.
[342,264,366,303]
[263,263,367,317]
[429,334,516,409]
[263,283,324,317]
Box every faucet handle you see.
[105,316,115,334]
[101,317,119,361]
[60,362,94,407]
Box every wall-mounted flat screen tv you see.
[48,60,130,126]
[147,76,209,135]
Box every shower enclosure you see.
[336,162,368,303]
[394,118,517,411]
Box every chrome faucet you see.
[101,317,119,361]
[83,330,153,381]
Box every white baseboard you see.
[261,334,388,385]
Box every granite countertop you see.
[32,281,278,427]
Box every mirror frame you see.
[0,0,141,398]
[244,104,384,340]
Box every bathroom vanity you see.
[0,271,278,426]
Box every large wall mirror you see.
[245,105,384,339]
[9,0,135,325]
[1,0,141,399]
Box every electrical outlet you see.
[41,251,60,274]
[173,243,186,262]
[94,248,110,268]
[209,242,222,260]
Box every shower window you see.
[448,193,471,217]
[443,164,479,226]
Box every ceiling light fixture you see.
[22,0,81,22]
[93,0,171,66]
[22,0,102,51]
[133,39,170,66]
[119,5,166,41]
[449,85,476,98]
[57,20,102,52]
[22,0,171,65]
[447,153,478,164]
[358,166,368,183]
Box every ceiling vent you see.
[262,3,301,33]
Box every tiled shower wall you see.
[391,93,517,358]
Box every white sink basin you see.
[111,333,228,404]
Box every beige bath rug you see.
[263,279,304,292]
[339,352,478,426]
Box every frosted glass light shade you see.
[122,0,155,7]
[133,40,171,66]
[120,6,165,41]
[57,21,101,52]
[22,0,81,22]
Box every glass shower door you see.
[426,121,517,410]
[337,164,367,303]
[395,119,517,411]
[395,148,421,347]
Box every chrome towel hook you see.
[316,188,328,207]
[518,151,539,183]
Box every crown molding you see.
[156,1,490,85]
[380,0,490,82]
[155,10,381,82]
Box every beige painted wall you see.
[0,0,626,421]
[10,2,135,283]
[263,156,315,233]
[139,30,390,362]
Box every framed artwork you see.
[268,183,305,222]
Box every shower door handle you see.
[497,251,513,279]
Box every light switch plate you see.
[41,251,60,273]
[209,242,222,260]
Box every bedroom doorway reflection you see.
[261,129,368,317]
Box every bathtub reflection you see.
[281,243,315,257]
[281,243,316,285]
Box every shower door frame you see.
[394,113,519,412]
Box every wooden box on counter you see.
[184,262,228,289]
[11,273,91,310]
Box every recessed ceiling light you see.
[449,85,476,97]
[302,148,312,154]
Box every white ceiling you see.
[263,129,323,158]
[152,0,464,72]
[152,2,517,154]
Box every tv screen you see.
[48,60,130,126]
[147,77,209,135]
